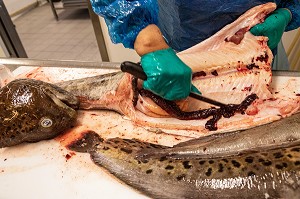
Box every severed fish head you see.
[0,78,79,148]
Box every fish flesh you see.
[14,3,300,137]
[136,3,276,117]
[141,2,276,113]
[136,112,300,160]
[0,78,79,148]
[56,69,300,137]
[137,3,295,131]
[56,73,259,130]
[178,3,275,108]
[69,131,300,199]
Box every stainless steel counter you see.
[0,58,120,71]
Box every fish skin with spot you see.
[69,132,300,199]
[0,78,79,148]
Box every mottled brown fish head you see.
[0,78,79,148]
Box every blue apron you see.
[91,0,299,70]
[157,0,289,70]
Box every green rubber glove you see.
[250,8,291,50]
[141,48,201,101]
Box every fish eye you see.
[40,118,53,128]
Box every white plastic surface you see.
[0,66,299,199]
[0,66,148,199]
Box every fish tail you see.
[67,131,104,153]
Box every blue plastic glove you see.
[141,48,200,101]
[250,8,292,50]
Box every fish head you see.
[29,81,79,136]
[0,79,79,148]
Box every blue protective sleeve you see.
[90,0,158,49]
[276,0,300,31]
[91,0,299,51]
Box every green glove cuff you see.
[141,48,200,100]
[280,8,292,24]
[250,8,292,50]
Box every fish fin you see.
[135,143,172,161]
[174,131,239,147]
[67,131,104,153]
[135,131,239,160]
[42,86,80,110]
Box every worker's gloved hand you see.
[250,8,292,50]
[141,48,200,101]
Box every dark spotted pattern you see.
[231,160,241,168]
[176,174,186,181]
[199,160,206,165]
[259,158,272,166]
[183,161,192,169]
[0,79,79,148]
[103,146,110,151]
[165,165,174,170]
[205,168,213,177]
[245,156,254,163]
[273,152,284,159]
[146,169,153,174]
[218,163,224,172]
[69,132,300,199]
[222,159,229,163]
[159,156,167,162]
[248,171,256,176]
[120,147,133,154]
[275,162,288,170]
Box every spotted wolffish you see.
[69,132,300,199]
[0,78,79,148]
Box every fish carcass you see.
[69,126,300,199]
[56,3,298,133]
[15,3,300,139]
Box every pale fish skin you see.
[137,112,300,160]
[69,131,300,199]
[56,72,126,111]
